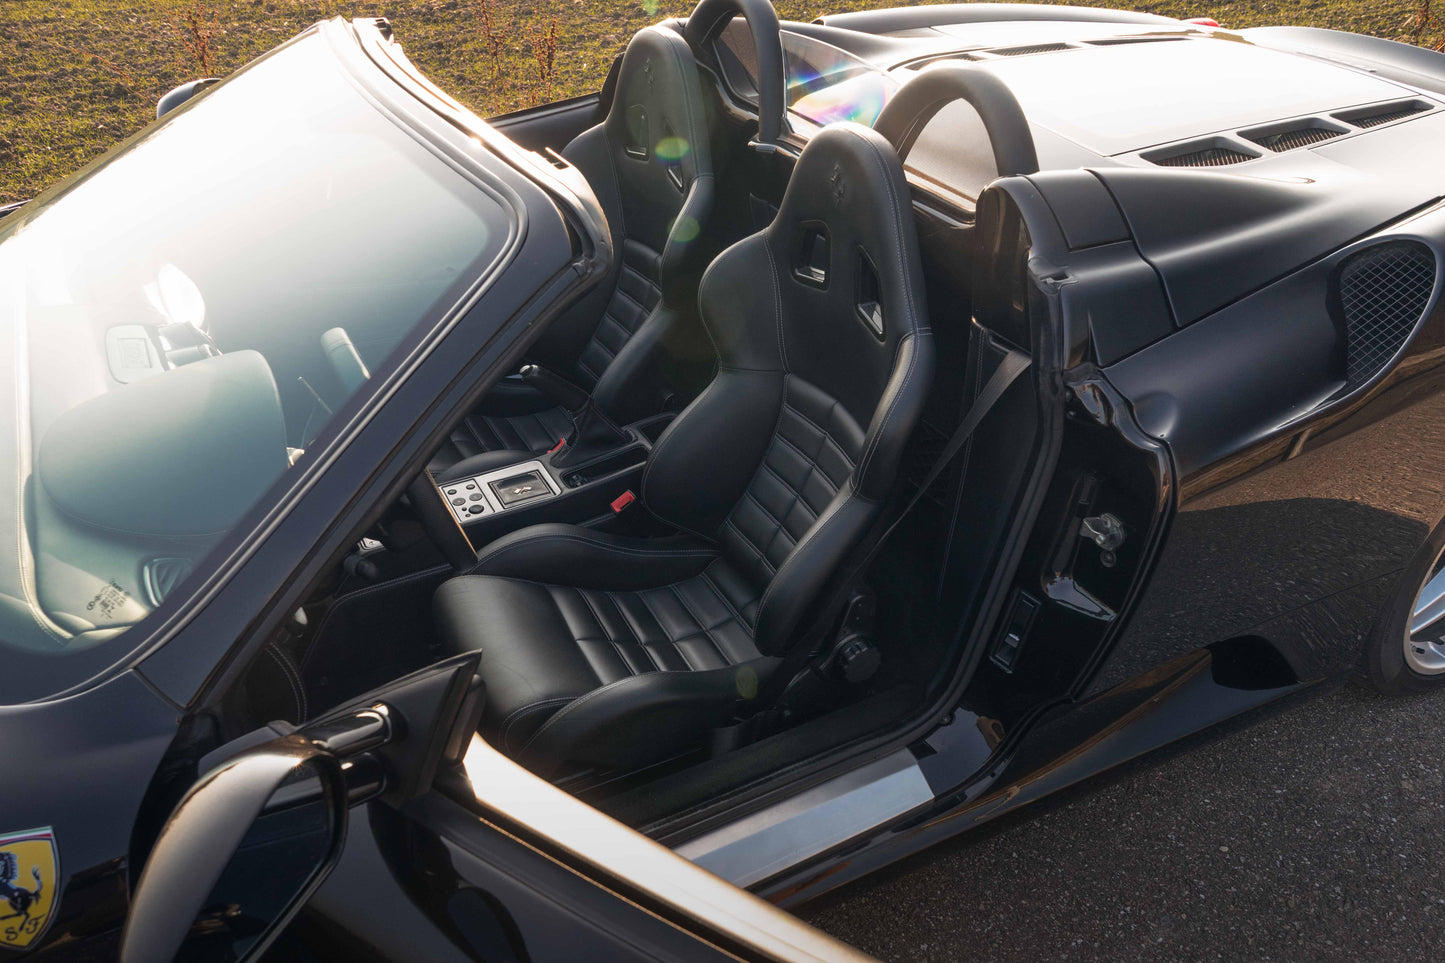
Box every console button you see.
[490,470,551,509]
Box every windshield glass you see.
[0,27,510,701]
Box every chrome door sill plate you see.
[675,750,933,888]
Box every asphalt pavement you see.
[805,675,1445,962]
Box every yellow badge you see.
[0,828,58,950]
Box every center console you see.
[436,414,672,546]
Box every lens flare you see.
[670,214,700,243]
[656,136,690,162]
[791,73,892,127]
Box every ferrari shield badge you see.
[0,828,58,950]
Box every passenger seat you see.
[431,25,716,475]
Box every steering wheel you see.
[871,63,1038,176]
[684,0,787,149]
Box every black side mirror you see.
[119,734,348,963]
[156,78,219,120]
[120,654,482,961]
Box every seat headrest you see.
[599,26,714,258]
[699,123,928,430]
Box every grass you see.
[1,0,1443,204]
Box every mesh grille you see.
[1248,125,1342,152]
[992,42,1072,56]
[1339,242,1437,388]
[1153,146,1254,167]
[1337,101,1430,129]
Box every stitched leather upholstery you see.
[435,123,934,775]
[429,26,714,474]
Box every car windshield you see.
[0,27,510,702]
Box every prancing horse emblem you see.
[0,828,58,950]
[829,163,847,206]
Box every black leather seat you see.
[431,25,716,473]
[433,123,935,775]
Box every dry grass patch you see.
[0,0,1437,203]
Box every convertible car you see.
[4,1,1445,959]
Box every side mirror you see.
[120,654,482,961]
[119,734,348,963]
[156,78,219,120]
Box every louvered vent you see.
[1334,99,1432,129]
[1338,241,1437,389]
[1246,123,1343,152]
[1084,36,1188,46]
[1151,146,1255,167]
[991,42,1072,56]
[902,51,982,69]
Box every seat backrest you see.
[532,26,716,421]
[642,123,935,657]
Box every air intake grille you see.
[1339,241,1437,389]
[1335,100,1431,129]
[1153,146,1254,167]
[991,42,1071,56]
[1248,124,1342,152]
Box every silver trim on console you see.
[438,458,562,523]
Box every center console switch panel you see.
[436,413,675,542]
[440,459,561,524]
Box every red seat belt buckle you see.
[548,436,566,453]
[610,490,637,513]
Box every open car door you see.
[123,653,872,962]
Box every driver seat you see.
[430,25,717,474]
[433,123,934,776]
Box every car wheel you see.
[1367,524,1445,695]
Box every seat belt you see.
[746,346,1033,726]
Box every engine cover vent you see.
[990,42,1072,56]
[901,51,983,69]
[1334,99,1432,129]
[1244,122,1344,152]
[1147,144,1256,167]
[1338,241,1437,389]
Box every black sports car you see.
[4,2,1445,960]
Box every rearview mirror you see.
[119,735,347,963]
[156,78,219,119]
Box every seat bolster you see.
[755,487,880,656]
[432,575,605,752]
[658,173,716,293]
[590,300,679,425]
[471,378,561,416]
[518,658,779,777]
[435,448,544,483]
[856,328,937,501]
[470,523,718,589]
